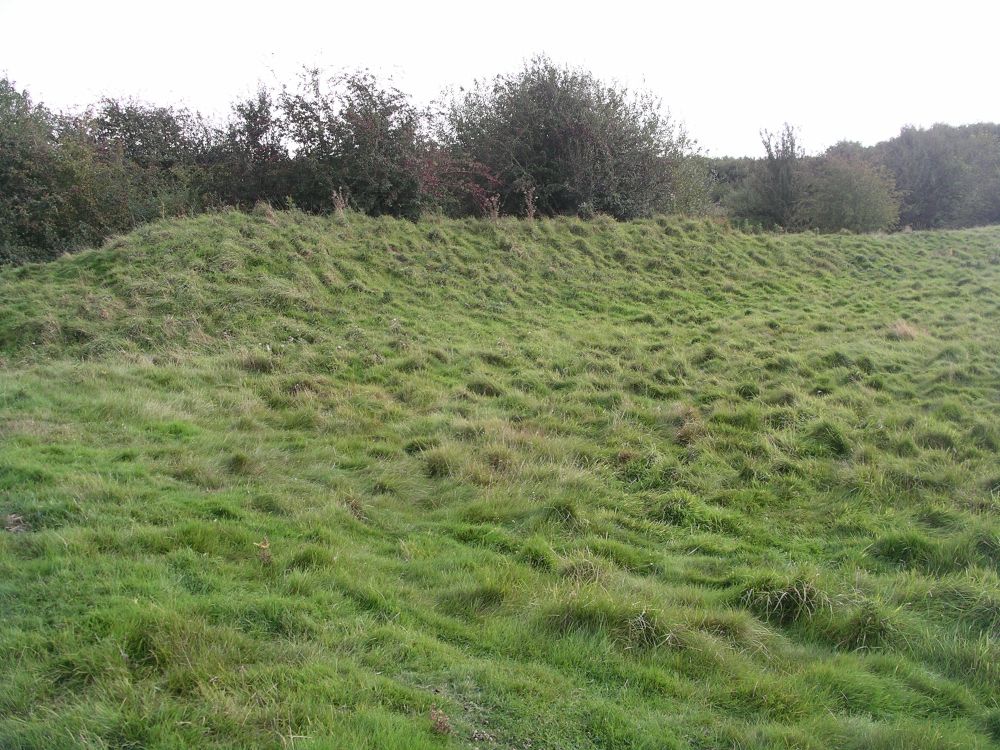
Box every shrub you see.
[876,123,1000,229]
[442,56,708,219]
[280,69,425,218]
[411,146,500,217]
[201,88,294,208]
[733,124,805,229]
[721,130,900,233]
[0,80,115,261]
[797,150,900,232]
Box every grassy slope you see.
[1,209,999,749]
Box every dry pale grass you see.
[3,514,28,533]
[885,319,923,341]
[662,402,705,445]
[429,706,452,735]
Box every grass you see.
[0,209,998,748]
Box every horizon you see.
[2,0,997,157]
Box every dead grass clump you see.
[429,706,452,735]
[254,536,272,565]
[4,514,28,533]
[331,188,349,219]
[885,320,922,341]
[623,609,685,651]
[343,495,368,521]
[662,402,705,446]
[251,200,278,224]
[239,352,278,374]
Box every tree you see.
[0,77,61,258]
[747,123,805,228]
[877,125,963,228]
[874,124,1000,229]
[202,88,292,208]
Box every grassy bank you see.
[1,210,998,748]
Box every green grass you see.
[1,208,999,748]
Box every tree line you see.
[3,57,1000,265]
[711,122,1000,233]
[1,58,707,265]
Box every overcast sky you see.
[2,0,996,156]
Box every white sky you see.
[2,0,996,156]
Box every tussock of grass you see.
[238,351,278,373]
[467,378,503,397]
[542,591,686,652]
[830,599,905,652]
[423,445,461,478]
[647,490,740,534]
[802,419,853,458]
[559,554,607,584]
[739,570,834,625]
[1,212,999,748]
[518,535,557,570]
[543,497,585,528]
[439,583,507,617]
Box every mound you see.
[2,211,999,748]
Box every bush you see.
[280,69,424,218]
[0,79,102,260]
[8,66,1000,266]
[735,124,805,229]
[411,146,500,217]
[0,80,210,264]
[797,149,900,232]
[443,56,708,219]
[201,88,294,208]
[85,97,207,169]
